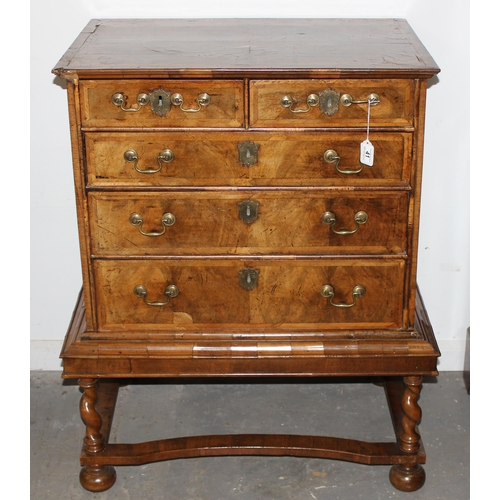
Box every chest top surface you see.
[53,18,439,78]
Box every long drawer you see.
[80,80,245,128]
[88,190,409,256]
[250,79,415,128]
[94,258,406,331]
[85,131,412,187]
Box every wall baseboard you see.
[31,341,64,371]
[434,339,467,373]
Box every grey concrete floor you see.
[31,371,469,499]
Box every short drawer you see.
[85,131,412,188]
[88,190,408,256]
[94,258,405,331]
[250,79,414,128]
[80,80,244,128]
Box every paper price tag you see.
[360,139,374,166]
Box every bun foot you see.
[80,465,117,492]
[389,464,426,492]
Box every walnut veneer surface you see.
[53,19,440,493]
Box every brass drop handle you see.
[124,149,174,174]
[323,149,364,175]
[280,94,319,113]
[340,93,380,107]
[320,284,366,308]
[112,92,150,112]
[323,149,341,165]
[322,211,368,235]
[171,92,211,113]
[129,212,176,236]
[133,284,179,306]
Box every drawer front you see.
[250,79,414,128]
[94,259,405,331]
[89,191,408,256]
[80,80,244,128]
[85,131,411,187]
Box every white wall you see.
[31,0,470,371]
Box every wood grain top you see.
[53,18,440,79]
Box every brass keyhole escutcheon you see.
[238,268,260,291]
[318,89,341,116]
[237,141,260,167]
[149,88,172,116]
[238,200,260,224]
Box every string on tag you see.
[366,98,371,142]
[360,96,374,167]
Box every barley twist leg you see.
[389,376,426,492]
[78,378,116,492]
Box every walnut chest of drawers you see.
[53,18,441,493]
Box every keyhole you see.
[246,148,251,159]
[158,96,163,107]
[246,205,251,217]
[327,97,332,109]
[247,273,252,284]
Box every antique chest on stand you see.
[53,18,441,493]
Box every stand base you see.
[78,377,427,493]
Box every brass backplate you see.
[238,200,260,224]
[149,88,171,116]
[237,141,260,167]
[238,267,260,291]
[319,89,340,116]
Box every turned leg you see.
[389,376,426,492]
[78,378,116,492]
